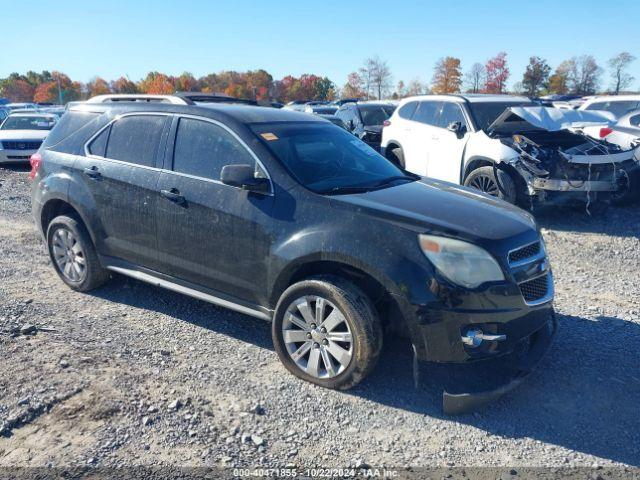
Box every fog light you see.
[461,328,506,348]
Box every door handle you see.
[83,166,101,179]
[432,136,439,140]
[160,188,185,204]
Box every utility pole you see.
[56,77,63,105]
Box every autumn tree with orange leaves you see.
[431,57,462,94]
[111,77,138,94]
[87,77,111,96]
[0,77,35,102]
[33,72,81,103]
[138,72,174,94]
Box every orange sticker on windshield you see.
[261,133,279,141]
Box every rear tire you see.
[272,275,382,390]
[46,214,109,292]
[464,166,517,204]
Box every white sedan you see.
[0,113,57,164]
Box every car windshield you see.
[251,122,414,194]
[468,101,534,131]
[358,105,396,126]
[1,116,55,130]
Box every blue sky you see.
[2,0,639,91]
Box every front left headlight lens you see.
[419,234,505,289]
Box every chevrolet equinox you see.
[31,102,555,413]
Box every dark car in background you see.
[31,102,555,413]
[336,101,397,150]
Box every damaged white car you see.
[381,94,640,206]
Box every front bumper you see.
[532,177,616,192]
[442,313,556,414]
[0,148,36,163]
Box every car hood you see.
[0,129,50,140]
[329,178,537,242]
[489,106,615,134]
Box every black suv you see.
[31,103,555,413]
[335,102,397,150]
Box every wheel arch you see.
[270,259,405,334]
[383,140,404,167]
[40,199,95,243]
[462,156,496,183]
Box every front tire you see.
[611,168,639,205]
[46,214,109,292]
[464,166,517,204]
[272,276,382,390]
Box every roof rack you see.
[85,94,191,105]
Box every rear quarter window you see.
[398,102,418,119]
[42,111,100,149]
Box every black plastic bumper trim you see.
[442,313,557,415]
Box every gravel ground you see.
[1,164,639,470]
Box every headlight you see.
[419,234,505,288]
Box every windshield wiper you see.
[369,175,416,188]
[321,185,374,195]
[321,176,416,195]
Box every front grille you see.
[519,274,549,303]
[2,140,42,150]
[509,241,541,264]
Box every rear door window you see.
[172,117,255,180]
[412,101,441,126]
[105,115,167,167]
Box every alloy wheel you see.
[282,295,353,379]
[470,174,500,196]
[51,228,87,282]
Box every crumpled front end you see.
[501,132,640,203]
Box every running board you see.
[107,266,272,321]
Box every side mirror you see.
[220,164,270,194]
[347,119,355,131]
[447,121,466,137]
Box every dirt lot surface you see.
[1,165,639,471]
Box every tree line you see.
[344,52,636,99]
[0,70,336,104]
[0,52,636,104]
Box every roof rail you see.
[85,94,193,105]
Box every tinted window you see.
[630,114,640,127]
[251,123,409,193]
[413,101,440,125]
[358,105,396,126]
[43,111,99,148]
[105,115,166,167]
[437,102,467,129]
[467,101,534,131]
[398,101,418,119]
[586,100,639,118]
[88,126,109,156]
[173,118,255,180]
